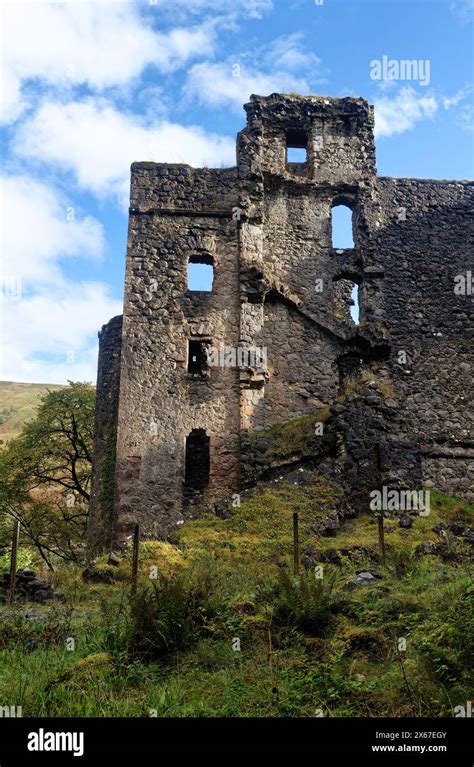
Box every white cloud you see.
[186,62,311,113]
[264,33,321,72]
[13,98,235,206]
[1,175,104,284]
[184,33,322,111]
[147,0,273,19]
[457,104,474,131]
[449,0,474,23]
[0,69,27,125]
[1,1,217,124]
[442,83,473,109]
[1,280,122,384]
[0,174,120,384]
[374,87,439,138]
[374,85,474,138]
[185,62,310,112]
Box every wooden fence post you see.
[8,521,20,605]
[131,523,140,596]
[267,626,278,700]
[378,514,386,566]
[293,512,300,575]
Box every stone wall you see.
[374,178,474,502]
[253,297,340,428]
[329,382,423,514]
[422,454,474,504]
[112,165,241,546]
[87,315,122,555]
[88,93,473,554]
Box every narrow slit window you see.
[333,276,360,326]
[187,254,214,291]
[185,429,210,489]
[351,283,360,325]
[187,339,210,376]
[331,204,354,249]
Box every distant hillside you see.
[0,381,66,443]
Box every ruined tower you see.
[87,94,474,555]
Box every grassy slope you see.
[0,393,471,717]
[0,478,472,717]
[0,381,65,443]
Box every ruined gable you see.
[88,94,473,555]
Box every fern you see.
[273,568,343,634]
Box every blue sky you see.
[0,0,473,383]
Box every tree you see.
[0,382,95,569]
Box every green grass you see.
[0,381,65,443]
[314,489,473,566]
[340,370,396,400]
[249,407,332,460]
[240,373,396,483]
[0,480,472,717]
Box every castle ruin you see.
[87,93,474,555]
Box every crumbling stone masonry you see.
[87,93,474,555]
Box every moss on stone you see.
[241,406,335,486]
[97,422,117,549]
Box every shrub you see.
[128,573,211,661]
[416,582,473,685]
[0,545,37,573]
[386,547,418,577]
[94,591,130,661]
[272,568,343,635]
[0,604,73,651]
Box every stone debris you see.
[0,569,64,603]
[352,569,383,585]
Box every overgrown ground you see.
[0,479,472,717]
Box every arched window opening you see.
[187,254,214,292]
[331,204,354,249]
[185,429,210,489]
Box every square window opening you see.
[285,129,308,166]
[187,255,214,292]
